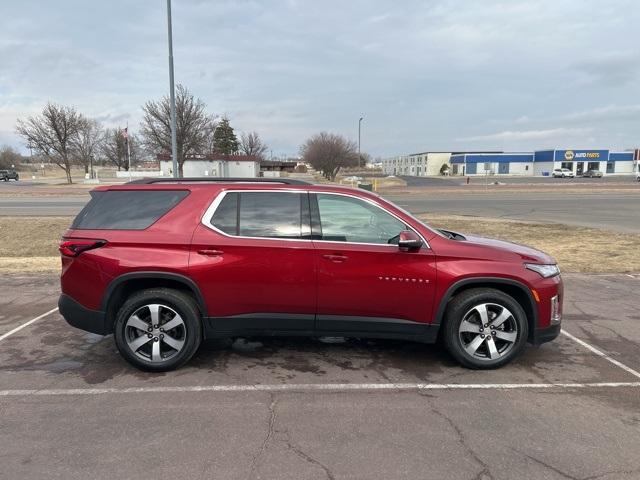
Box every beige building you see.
[382,152,452,176]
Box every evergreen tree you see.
[212,117,239,155]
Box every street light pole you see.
[166,0,179,178]
[358,116,363,168]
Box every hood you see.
[460,234,556,264]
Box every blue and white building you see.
[449,149,638,176]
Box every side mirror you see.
[398,230,423,251]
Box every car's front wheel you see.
[114,288,202,372]
[443,288,529,369]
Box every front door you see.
[576,162,584,176]
[311,193,437,337]
[190,189,316,334]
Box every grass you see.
[1,215,639,274]
[0,217,70,273]
[421,214,640,273]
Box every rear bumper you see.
[530,323,561,346]
[58,294,110,335]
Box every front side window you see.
[316,194,408,244]
[210,191,306,239]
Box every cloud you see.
[0,0,638,155]
[572,51,640,86]
[560,104,640,122]
[460,127,593,143]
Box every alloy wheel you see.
[458,303,518,361]
[124,304,186,363]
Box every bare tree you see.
[300,132,358,181]
[15,103,84,183]
[0,145,24,170]
[72,118,103,175]
[101,127,138,171]
[140,84,216,176]
[239,131,268,159]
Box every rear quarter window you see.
[71,190,189,230]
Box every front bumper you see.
[530,323,561,345]
[58,294,110,335]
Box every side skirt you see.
[203,313,439,344]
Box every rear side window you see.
[71,190,189,230]
[211,192,238,235]
[209,191,309,239]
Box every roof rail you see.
[126,177,311,186]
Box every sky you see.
[1,0,639,158]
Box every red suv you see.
[59,178,562,372]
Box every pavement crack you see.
[582,468,640,480]
[367,347,393,383]
[249,393,278,477]
[282,436,335,480]
[419,393,494,480]
[518,450,579,480]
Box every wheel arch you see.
[102,272,207,334]
[435,277,537,342]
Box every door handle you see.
[322,254,348,262]
[197,249,224,256]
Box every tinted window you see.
[210,192,305,239]
[211,192,238,235]
[71,190,189,230]
[316,194,407,244]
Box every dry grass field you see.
[1,215,639,274]
[422,214,640,273]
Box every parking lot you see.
[1,273,639,479]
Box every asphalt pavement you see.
[0,195,88,216]
[1,273,639,479]
[385,191,640,233]
[1,180,639,233]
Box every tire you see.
[114,288,202,372]
[443,288,529,369]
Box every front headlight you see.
[525,263,560,278]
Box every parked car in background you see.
[582,169,603,178]
[552,168,574,178]
[58,178,563,372]
[0,169,19,181]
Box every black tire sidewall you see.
[114,289,202,372]
[443,289,529,369]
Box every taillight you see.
[59,239,107,257]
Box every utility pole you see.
[167,0,178,178]
[358,117,363,168]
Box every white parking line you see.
[0,307,58,343]
[561,329,640,380]
[1,382,639,397]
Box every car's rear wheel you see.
[443,288,528,369]
[114,288,202,372]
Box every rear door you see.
[190,189,317,334]
[311,192,437,336]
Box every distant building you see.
[383,148,639,177]
[157,153,260,177]
[382,152,500,176]
[260,160,297,177]
[450,149,636,176]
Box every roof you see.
[156,153,260,162]
[126,177,310,186]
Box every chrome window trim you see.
[201,189,430,249]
